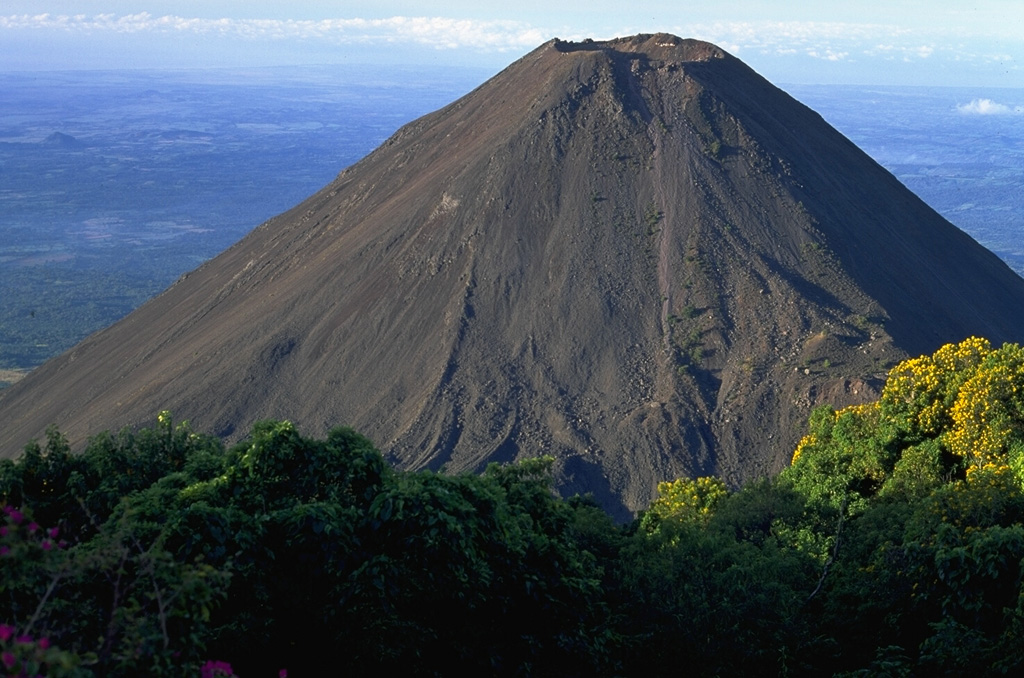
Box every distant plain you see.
[1,66,1022,377]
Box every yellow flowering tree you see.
[944,343,1024,470]
[878,336,992,442]
[786,402,890,513]
[789,338,1024,508]
[785,339,1024,673]
[639,476,728,533]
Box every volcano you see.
[4,34,1024,517]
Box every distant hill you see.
[42,131,82,147]
[4,34,1024,518]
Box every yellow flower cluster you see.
[841,403,879,418]
[880,337,991,436]
[965,461,1013,486]
[946,345,1024,468]
[791,434,816,465]
[790,403,878,469]
[646,476,728,528]
[932,336,993,373]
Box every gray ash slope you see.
[4,34,1024,518]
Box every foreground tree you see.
[6,338,1024,676]
[1,416,617,676]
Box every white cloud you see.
[0,15,956,61]
[1,14,1015,65]
[865,42,939,62]
[2,13,1020,83]
[0,13,546,51]
[681,20,1018,69]
[956,98,1024,115]
[681,20,906,53]
[807,49,849,62]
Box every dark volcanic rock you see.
[4,34,1024,518]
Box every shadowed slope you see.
[4,35,1024,518]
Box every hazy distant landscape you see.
[0,65,487,372]
[791,84,1024,274]
[0,67,1021,375]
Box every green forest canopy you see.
[4,336,1024,676]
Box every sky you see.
[1,1,1022,87]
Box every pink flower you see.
[8,509,23,524]
[37,637,49,650]
[0,625,13,641]
[27,522,38,534]
[41,540,52,551]
[200,659,235,678]
[0,546,9,557]
[1,651,15,669]
[47,527,59,539]
[279,671,288,678]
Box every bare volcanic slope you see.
[4,34,1024,517]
